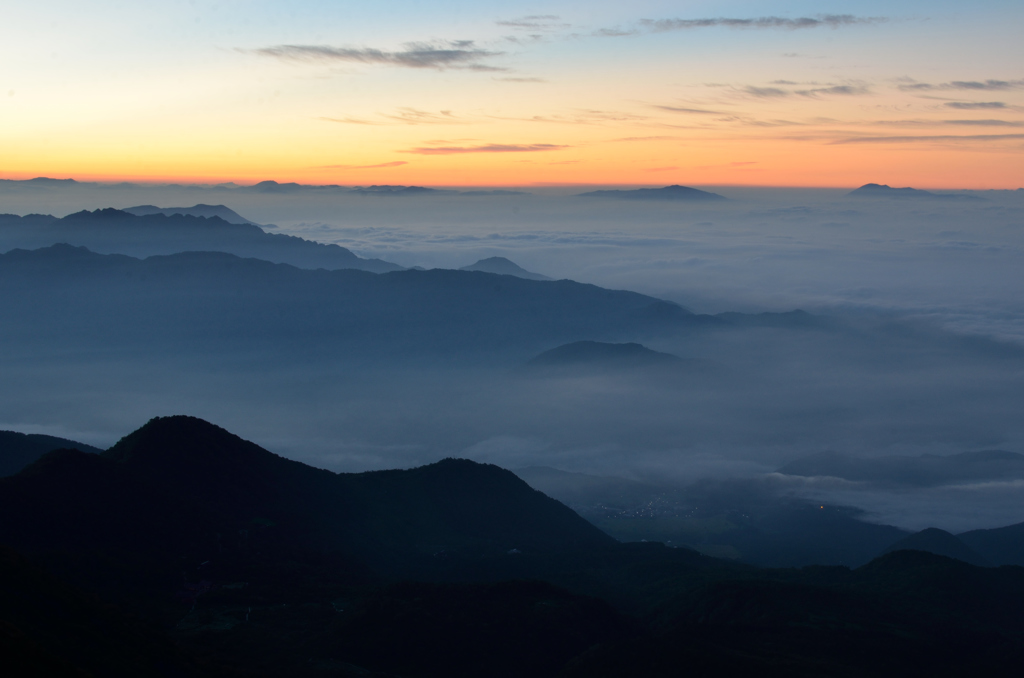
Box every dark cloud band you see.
[252,41,503,71]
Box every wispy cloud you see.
[251,41,504,71]
[739,83,871,98]
[317,161,408,169]
[641,15,886,32]
[494,76,547,83]
[796,84,871,97]
[496,15,569,31]
[321,109,468,126]
[743,86,791,98]
[945,101,1006,110]
[653,105,725,115]
[831,133,1024,144]
[899,79,1024,92]
[944,119,1023,127]
[402,143,569,155]
[596,14,885,37]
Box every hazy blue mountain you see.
[0,245,707,363]
[777,449,1024,487]
[959,521,1024,566]
[578,185,727,200]
[516,466,909,568]
[460,256,552,280]
[848,183,982,199]
[0,431,101,477]
[123,203,261,225]
[883,527,991,566]
[527,340,682,369]
[515,466,663,508]
[0,208,401,272]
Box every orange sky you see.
[2,2,1023,189]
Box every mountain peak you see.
[884,527,990,567]
[528,340,682,369]
[460,256,552,281]
[578,185,727,201]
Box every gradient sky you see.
[2,1,1023,187]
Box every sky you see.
[2,0,1023,188]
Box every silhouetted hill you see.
[123,203,261,225]
[959,521,1024,566]
[460,256,551,280]
[0,208,401,272]
[848,183,982,200]
[527,340,682,370]
[0,245,708,363]
[883,528,990,566]
[0,545,200,677]
[0,431,101,477]
[5,417,1024,676]
[579,184,727,200]
[0,416,613,580]
[778,449,1024,486]
[565,549,1024,677]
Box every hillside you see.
[0,208,400,272]
[0,244,707,363]
[0,431,101,477]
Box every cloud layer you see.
[253,41,503,71]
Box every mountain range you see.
[4,416,1024,677]
[0,208,400,272]
[0,244,709,362]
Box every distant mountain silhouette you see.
[959,521,1024,566]
[0,416,614,578]
[123,203,261,225]
[527,341,682,369]
[0,431,101,477]
[578,185,727,201]
[777,449,1024,487]
[883,527,990,567]
[0,208,401,272]
[0,245,708,363]
[245,180,449,196]
[848,183,982,200]
[460,256,552,280]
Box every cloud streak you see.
[641,15,886,32]
[831,133,1024,144]
[945,102,1006,110]
[252,41,504,71]
[900,79,1024,92]
[317,161,409,169]
[596,14,885,37]
[401,144,569,155]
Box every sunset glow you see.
[3,1,1022,188]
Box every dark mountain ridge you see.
[0,430,101,477]
[0,416,613,578]
[5,417,1024,676]
[0,244,709,362]
[883,528,991,567]
[123,203,261,225]
[0,207,400,272]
